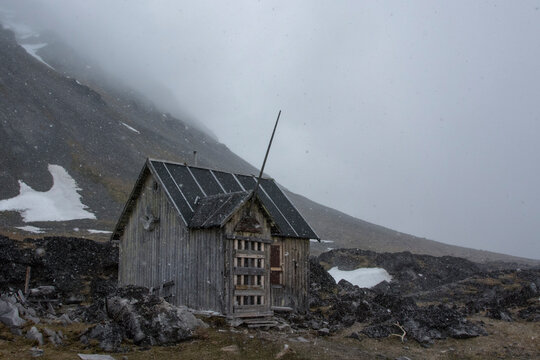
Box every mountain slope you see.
[0,25,537,266]
[0,26,256,225]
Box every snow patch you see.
[0,164,96,222]
[16,225,45,234]
[87,229,112,234]
[121,122,140,134]
[20,43,54,69]
[328,267,392,288]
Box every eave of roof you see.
[110,160,152,240]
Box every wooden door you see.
[231,237,269,316]
[270,244,284,307]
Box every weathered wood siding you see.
[270,236,310,313]
[119,175,171,289]
[119,174,224,313]
[222,232,233,315]
[186,229,224,312]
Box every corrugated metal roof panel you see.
[149,159,318,239]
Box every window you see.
[270,245,282,285]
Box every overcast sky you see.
[3,1,540,259]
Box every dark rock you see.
[318,248,481,295]
[85,322,124,352]
[372,280,392,294]
[29,347,44,358]
[517,305,540,322]
[308,319,321,330]
[362,324,391,338]
[43,327,63,346]
[310,261,488,344]
[487,308,513,322]
[81,285,206,350]
[309,250,540,345]
[79,335,89,345]
[0,236,118,303]
[0,298,26,327]
[58,313,74,325]
[29,286,56,298]
[308,257,337,309]
[337,279,357,292]
[318,327,330,336]
[26,326,44,346]
[309,257,337,290]
[64,295,84,304]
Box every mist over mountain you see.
[2,2,540,261]
[0,23,537,267]
[0,25,254,222]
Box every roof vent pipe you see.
[193,150,198,166]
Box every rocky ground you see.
[0,235,539,359]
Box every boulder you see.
[318,328,330,336]
[85,322,124,352]
[82,286,207,350]
[43,327,64,346]
[29,286,56,298]
[29,347,44,358]
[26,326,44,346]
[0,299,26,327]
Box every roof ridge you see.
[148,157,273,180]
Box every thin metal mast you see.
[251,110,281,202]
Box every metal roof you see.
[147,159,318,239]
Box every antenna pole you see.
[252,110,281,201]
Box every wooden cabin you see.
[111,158,319,318]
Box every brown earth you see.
[1,317,539,359]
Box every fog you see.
[2,1,539,259]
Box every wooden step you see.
[247,321,278,328]
[243,317,278,328]
[242,317,274,324]
[227,314,279,327]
